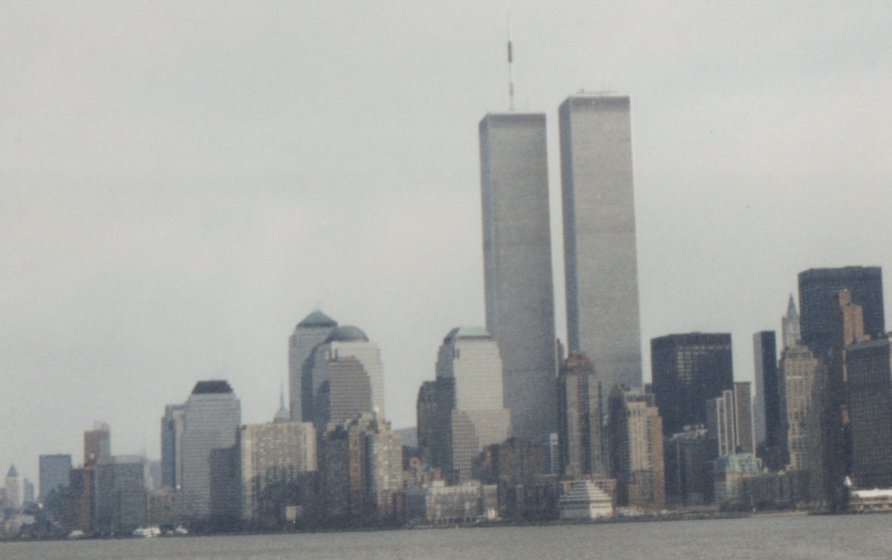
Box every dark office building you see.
[798,267,884,358]
[753,331,786,470]
[846,336,892,489]
[651,333,734,436]
[39,454,72,503]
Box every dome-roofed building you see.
[326,325,369,343]
[298,310,338,329]
[290,310,339,422]
[310,324,385,429]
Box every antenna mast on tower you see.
[507,15,515,111]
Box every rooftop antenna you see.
[507,14,515,111]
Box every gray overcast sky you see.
[2,1,892,481]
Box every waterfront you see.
[2,514,891,560]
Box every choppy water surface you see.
[3,514,892,560]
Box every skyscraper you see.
[845,335,892,488]
[415,381,437,466]
[94,456,147,534]
[560,93,642,393]
[160,404,185,490]
[38,454,72,503]
[753,331,785,470]
[180,380,241,526]
[557,353,606,478]
[798,266,884,358]
[780,343,823,471]
[319,413,402,519]
[309,325,385,429]
[432,327,511,482]
[5,465,21,511]
[651,333,734,436]
[289,310,338,422]
[479,112,558,443]
[607,387,664,510]
[84,422,111,467]
[240,418,316,522]
[705,383,755,457]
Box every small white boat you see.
[132,526,162,538]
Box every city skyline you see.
[3,2,892,480]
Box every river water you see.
[2,514,891,560]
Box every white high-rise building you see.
[479,112,558,443]
[180,380,241,524]
[560,93,643,392]
[434,327,511,482]
[310,325,385,429]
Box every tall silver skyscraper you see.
[560,93,643,392]
[479,112,558,442]
[289,310,338,422]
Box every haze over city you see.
[2,0,892,482]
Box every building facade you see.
[431,327,511,482]
[753,330,785,470]
[706,383,755,457]
[94,455,147,535]
[846,336,892,488]
[780,343,824,469]
[319,413,402,520]
[607,387,665,510]
[479,112,558,443]
[650,333,734,436]
[289,310,338,422]
[560,93,642,393]
[180,380,241,526]
[798,266,884,358]
[84,422,111,467]
[240,419,316,523]
[558,353,605,478]
[38,454,72,503]
[309,325,385,429]
[160,404,186,490]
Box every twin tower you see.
[480,93,643,444]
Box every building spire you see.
[274,381,289,423]
[782,294,802,350]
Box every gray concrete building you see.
[38,454,72,503]
[558,353,605,478]
[560,93,643,393]
[479,112,558,443]
[180,380,241,526]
